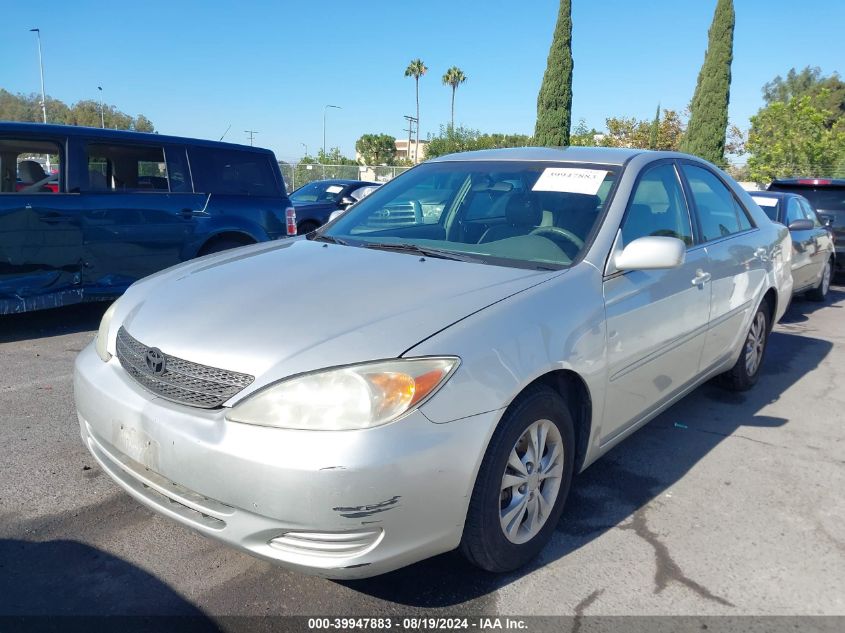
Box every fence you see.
[279,163,412,193]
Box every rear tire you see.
[460,385,575,573]
[806,258,832,302]
[718,301,769,392]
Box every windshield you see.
[291,181,346,204]
[319,161,618,269]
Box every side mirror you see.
[615,236,686,271]
[787,219,814,231]
[339,196,356,208]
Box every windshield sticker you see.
[326,185,344,194]
[532,168,608,195]
[751,196,778,207]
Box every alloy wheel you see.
[744,311,767,377]
[499,419,564,544]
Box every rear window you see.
[190,148,280,196]
[0,137,61,193]
[768,184,845,212]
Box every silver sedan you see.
[74,147,793,578]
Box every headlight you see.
[225,357,459,431]
[95,300,119,362]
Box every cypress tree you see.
[679,0,735,164]
[649,103,661,149]
[534,0,573,147]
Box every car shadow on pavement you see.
[341,322,833,609]
[0,302,110,345]
[779,285,844,324]
[0,538,220,629]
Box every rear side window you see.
[682,165,754,242]
[86,143,169,192]
[190,148,280,196]
[621,163,693,247]
[0,137,62,194]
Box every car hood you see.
[114,238,556,400]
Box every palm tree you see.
[442,66,467,129]
[404,58,427,163]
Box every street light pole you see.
[301,142,308,158]
[29,28,47,124]
[323,104,341,158]
[98,86,105,128]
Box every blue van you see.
[0,122,295,314]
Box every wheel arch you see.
[197,231,256,256]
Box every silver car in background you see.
[74,147,793,578]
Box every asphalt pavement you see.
[1,287,843,621]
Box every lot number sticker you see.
[326,185,344,194]
[532,167,608,195]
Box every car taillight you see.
[285,207,297,236]
[797,178,832,185]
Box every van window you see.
[86,143,170,192]
[190,148,280,196]
[0,138,61,194]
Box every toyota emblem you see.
[145,347,166,375]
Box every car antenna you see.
[219,124,231,141]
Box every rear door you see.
[798,197,834,284]
[188,147,286,240]
[81,141,205,292]
[0,134,84,310]
[680,163,766,372]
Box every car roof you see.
[771,178,845,186]
[427,146,694,166]
[750,191,790,199]
[0,121,274,154]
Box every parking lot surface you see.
[1,288,844,618]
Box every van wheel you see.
[718,302,769,392]
[460,385,574,573]
[199,238,250,256]
[298,221,320,235]
[806,259,832,302]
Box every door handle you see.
[691,269,711,285]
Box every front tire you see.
[718,301,770,392]
[297,221,320,235]
[460,385,575,573]
[806,258,832,302]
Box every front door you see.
[0,135,84,312]
[602,162,711,444]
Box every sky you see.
[2,0,844,164]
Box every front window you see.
[291,181,347,204]
[318,161,619,269]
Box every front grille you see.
[116,326,254,409]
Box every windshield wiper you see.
[363,242,484,263]
[309,233,350,246]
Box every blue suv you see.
[0,122,295,314]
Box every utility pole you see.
[244,130,258,146]
[98,86,105,128]
[403,115,418,163]
[301,142,308,158]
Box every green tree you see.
[762,66,845,125]
[569,119,601,146]
[442,66,467,129]
[746,94,845,183]
[355,133,396,165]
[404,59,428,163]
[0,89,154,131]
[649,103,661,149]
[599,109,686,150]
[679,0,735,164]
[534,0,573,147]
[425,125,531,159]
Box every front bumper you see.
[74,343,497,578]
